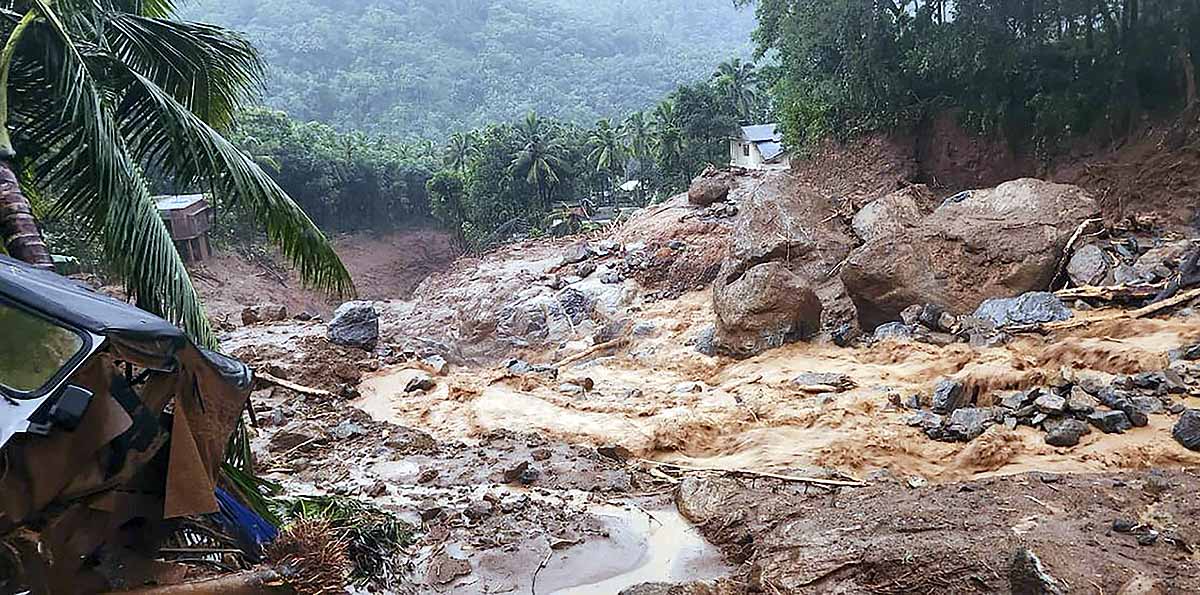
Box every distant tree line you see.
[737,0,1200,155]
[232,60,767,249]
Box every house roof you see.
[154,193,207,212]
[740,124,781,142]
[739,124,787,162]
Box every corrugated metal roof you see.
[154,193,206,212]
[758,141,785,161]
[740,124,781,142]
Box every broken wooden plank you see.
[255,372,332,398]
[1050,218,1104,289]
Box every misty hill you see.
[185,0,756,138]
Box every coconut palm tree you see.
[0,0,351,347]
[509,111,568,210]
[650,99,684,177]
[713,58,760,121]
[621,111,652,163]
[443,131,476,172]
[586,118,625,178]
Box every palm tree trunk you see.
[0,158,53,267]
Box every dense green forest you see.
[738,0,1200,155]
[185,0,756,139]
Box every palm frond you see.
[25,0,218,345]
[113,66,353,297]
[105,14,263,127]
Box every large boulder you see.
[713,262,822,357]
[850,185,934,243]
[687,170,732,206]
[328,301,380,350]
[841,179,1100,328]
[710,175,855,356]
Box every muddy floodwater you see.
[356,292,1200,485]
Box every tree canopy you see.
[738,0,1200,153]
[184,0,757,139]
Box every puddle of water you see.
[538,504,730,594]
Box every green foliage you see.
[183,0,756,139]
[281,495,417,589]
[226,108,436,234]
[0,0,351,347]
[426,169,466,245]
[741,0,1200,153]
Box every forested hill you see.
[184,0,756,139]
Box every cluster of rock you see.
[843,179,1099,329]
[873,291,1072,346]
[909,352,1200,449]
[1067,236,1198,287]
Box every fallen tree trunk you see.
[104,568,297,595]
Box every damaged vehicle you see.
[0,255,253,593]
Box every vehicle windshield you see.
[0,301,86,398]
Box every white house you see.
[730,124,790,170]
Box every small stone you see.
[874,322,916,341]
[530,448,552,461]
[331,420,367,440]
[904,394,922,410]
[576,262,597,278]
[907,410,944,432]
[1066,386,1100,414]
[792,372,856,392]
[502,461,539,485]
[405,372,435,393]
[1088,410,1133,434]
[327,301,380,350]
[1044,419,1090,447]
[1112,519,1138,533]
[1009,548,1065,595]
[422,355,450,376]
[1129,396,1164,415]
[1172,409,1200,451]
[1130,372,1164,390]
[673,382,704,394]
[918,303,947,330]
[1067,244,1110,287]
[941,407,1001,442]
[560,243,590,266]
[1000,391,1034,410]
[557,383,585,396]
[463,500,495,521]
[1034,393,1067,415]
[931,379,969,414]
[417,469,439,483]
[1136,532,1159,546]
[901,304,923,326]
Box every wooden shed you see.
[155,194,214,262]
